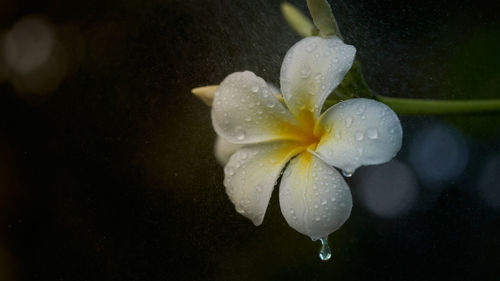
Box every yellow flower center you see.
[291,108,323,152]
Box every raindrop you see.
[342,170,353,177]
[266,100,275,108]
[345,116,353,127]
[366,127,379,139]
[318,237,332,261]
[251,84,259,93]
[356,104,366,115]
[235,126,246,141]
[300,65,311,78]
[306,43,317,52]
[355,131,364,141]
[314,73,323,82]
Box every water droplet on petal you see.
[251,84,259,93]
[345,116,353,127]
[235,126,246,141]
[306,43,317,52]
[355,131,364,141]
[318,237,332,261]
[367,127,379,139]
[266,101,275,108]
[240,151,248,160]
[300,65,311,79]
[356,104,366,115]
[314,73,323,82]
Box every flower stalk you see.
[373,95,500,115]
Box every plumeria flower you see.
[211,36,402,244]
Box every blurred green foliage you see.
[442,27,500,138]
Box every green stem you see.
[375,94,500,115]
[324,95,500,115]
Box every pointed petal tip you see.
[191,85,218,106]
[251,216,264,226]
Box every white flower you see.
[211,36,402,240]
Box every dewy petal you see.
[212,71,302,144]
[315,98,403,175]
[214,136,244,166]
[279,152,352,240]
[280,36,355,121]
[224,141,305,226]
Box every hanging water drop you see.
[342,170,353,177]
[318,237,332,261]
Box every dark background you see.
[0,0,499,280]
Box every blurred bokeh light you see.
[2,15,68,100]
[408,122,469,190]
[354,160,418,218]
[477,153,500,209]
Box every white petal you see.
[214,136,244,166]
[212,71,301,144]
[224,141,304,226]
[279,152,352,240]
[315,98,403,175]
[280,36,356,120]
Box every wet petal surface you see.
[280,36,355,122]
[279,152,352,240]
[212,71,302,144]
[224,141,305,225]
[315,98,402,175]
